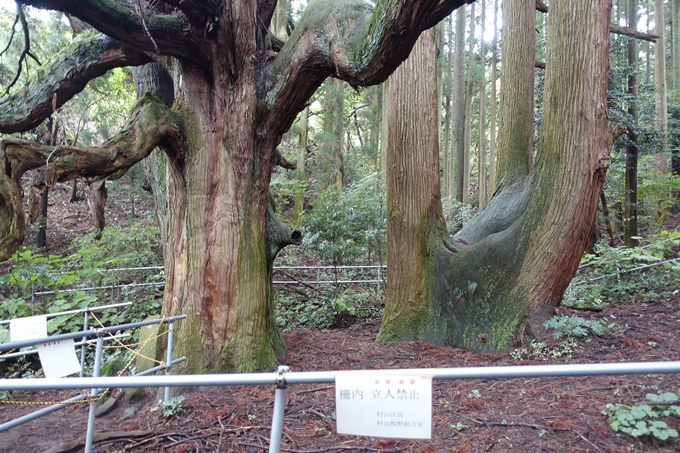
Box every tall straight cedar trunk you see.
[625,0,639,247]
[496,0,535,190]
[378,28,449,341]
[378,0,611,350]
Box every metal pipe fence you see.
[12,265,388,301]
[11,249,678,303]
[0,314,186,453]
[1,361,678,453]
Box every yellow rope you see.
[0,313,171,406]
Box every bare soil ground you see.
[1,296,679,453]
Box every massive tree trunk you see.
[379,0,611,351]
[1,0,470,372]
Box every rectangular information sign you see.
[37,338,82,378]
[9,314,47,343]
[335,372,433,439]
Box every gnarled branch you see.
[17,0,197,58]
[0,94,186,261]
[0,33,151,134]
[263,0,469,136]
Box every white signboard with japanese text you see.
[9,314,47,343]
[335,372,433,439]
[37,338,82,378]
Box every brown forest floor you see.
[1,297,679,453]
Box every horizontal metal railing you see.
[1,361,679,453]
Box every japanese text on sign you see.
[335,373,433,439]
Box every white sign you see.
[335,372,433,439]
[37,338,82,378]
[9,315,47,343]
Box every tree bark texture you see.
[378,28,450,342]
[488,0,498,198]
[672,0,680,90]
[379,0,611,351]
[496,0,535,190]
[478,0,487,208]
[625,0,639,247]
[453,6,467,202]
[2,0,469,372]
[463,2,475,206]
[654,0,668,136]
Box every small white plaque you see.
[9,315,47,343]
[335,372,432,439]
[37,338,82,378]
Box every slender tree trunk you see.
[601,190,615,246]
[36,188,48,247]
[625,0,639,247]
[672,0,680,90]
[488,0,498,197]
[322,79,345,190]
[273,0,289,40]
[478,0,487,208]
[442,17,453,200]
[88,180,107,240]
[496,0,535,190]
[293,106,309,226]
[453,6,466,202]
[463,2,475,205]
[654,0,668,136]
[646,1,652,85]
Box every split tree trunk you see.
[379,0,611,351]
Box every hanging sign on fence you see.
[335,372,433,439]
[9,314,47,342]
[37,338,82,378]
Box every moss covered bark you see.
[379,0,611,352]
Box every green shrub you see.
[603,391,680,441]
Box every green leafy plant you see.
[160,395,186,418]
[451,422,468,432]
[510,338,583,361]
[543,315,615,339]
[302,174,385,266]
[603,392,680,441]
[275,288,382,330]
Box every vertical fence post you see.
[269,365,289,453]
[79,311,89,378]
[377,266,381,293]
[164,320,174,403]
[85,334,104,453]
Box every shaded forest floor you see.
[1,296,679,453]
